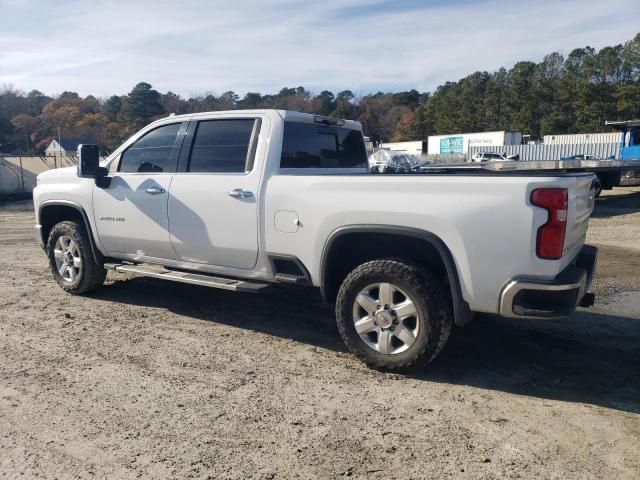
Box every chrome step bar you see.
[274,272,307,284]
[104,263,270,293]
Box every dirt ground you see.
[1,187,639,480]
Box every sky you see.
[0,0,638,98]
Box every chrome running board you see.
[104,263,270,293]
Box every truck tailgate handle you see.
[145,186,165,195]
[228,188,254,199]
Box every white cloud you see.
[0,0,637,97]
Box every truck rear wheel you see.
[335,258,452,372]
[47,221,106,294]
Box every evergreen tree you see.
[118,82,164,130]
[102,96,123,122]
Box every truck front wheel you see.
[47,221,106,294]
[335,258,452,372]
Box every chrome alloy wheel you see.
[53,235,82,282]
[352,282,420,355]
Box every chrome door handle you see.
[228,188,253,199]
[145,186,165,195]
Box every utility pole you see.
[19,157,25,192]
[57,126,61,169]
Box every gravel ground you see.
[1,187,639,479]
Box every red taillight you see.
[531,188,568,260]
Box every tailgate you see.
[565,175,596,258]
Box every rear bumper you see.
[499,245,598,319]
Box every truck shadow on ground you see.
[425,311,640,414]
[91,277,640,415]
[592,190,640,218]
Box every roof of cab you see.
[156,109,362,130]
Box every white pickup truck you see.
[33,110,598,371]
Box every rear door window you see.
[187,119,258,173]
[280,122,367,169]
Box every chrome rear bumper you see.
[499,245,598,319]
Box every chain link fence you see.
[0,155,78,199]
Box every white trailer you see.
[543,132,621,145]
[427,131,522,155]
[380,140,426,155]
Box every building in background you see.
[45,138,95,157]
[379,132,522,157]
[427,131,522,155]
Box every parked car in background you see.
[471,152,519,162]
[561,154,602,161]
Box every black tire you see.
[47,221,106,294]
[594,177,603,197]
[335,258,452,372]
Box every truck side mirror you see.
[78,144,100,178]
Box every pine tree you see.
[118,82,164,131]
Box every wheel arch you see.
[38,201,101,260]
[320,225,473,326]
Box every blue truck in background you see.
[606,119,640,161]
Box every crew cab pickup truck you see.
[33,110,598,371]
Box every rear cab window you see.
[280,121,368,172]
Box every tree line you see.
[1,33,639,155]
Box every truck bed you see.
[400,159,640,175]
